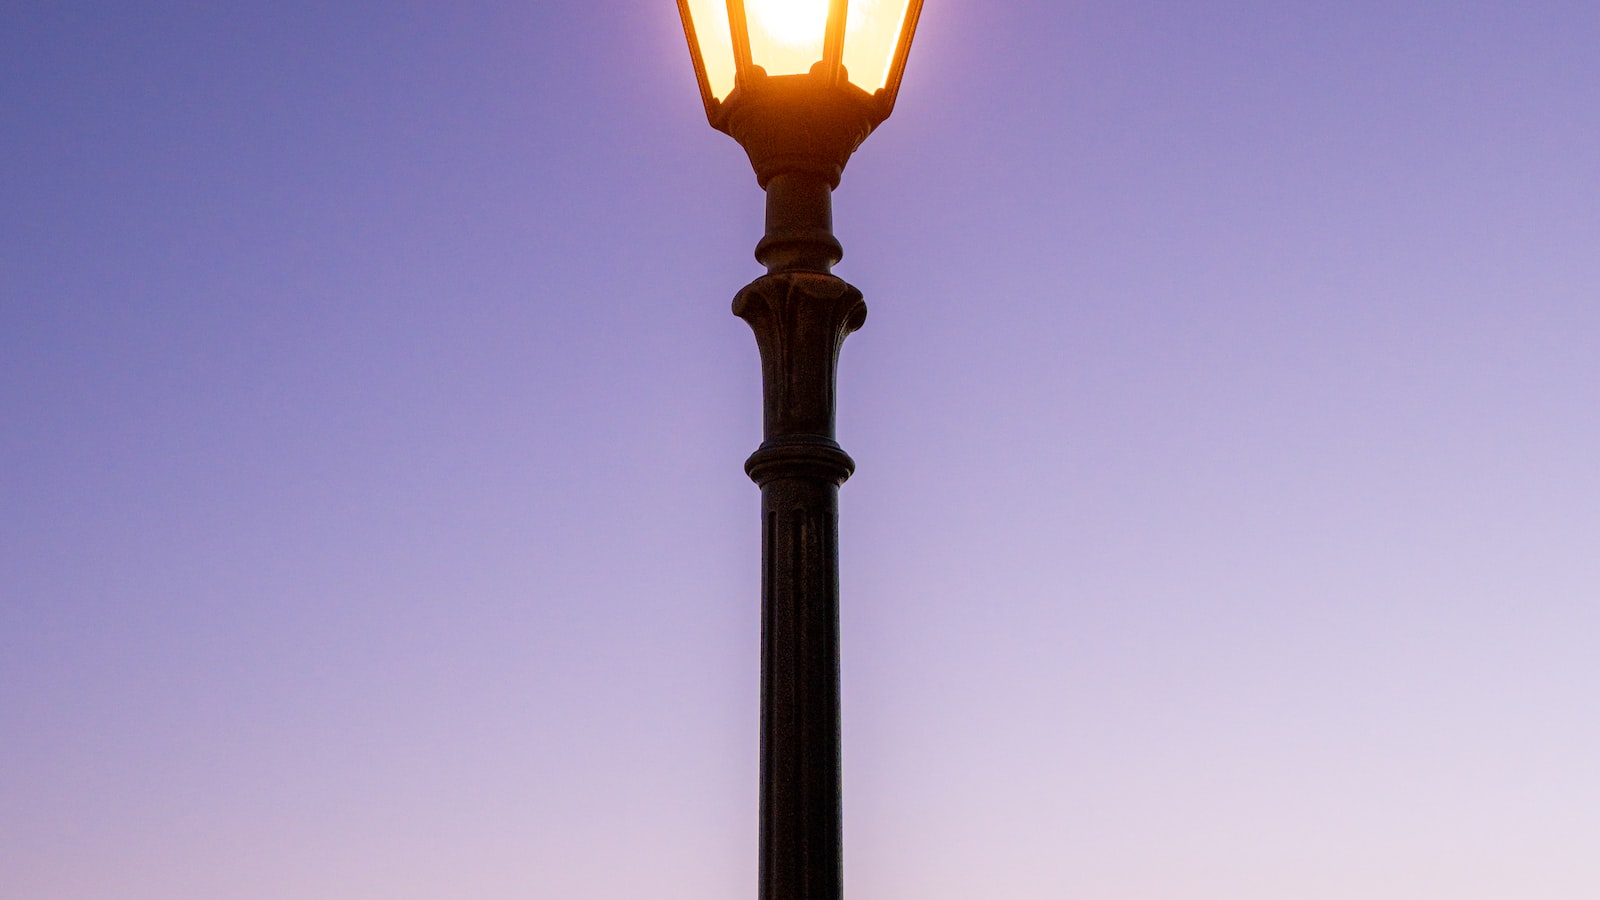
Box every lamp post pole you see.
[732,79,872,900]
[739,251,860,900]
[673,5,924,899]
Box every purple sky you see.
[5,3,1599,898]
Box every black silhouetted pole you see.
[675,5,924,899]
[735,81,868,900]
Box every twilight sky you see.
[4,3,1599,898]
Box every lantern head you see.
[677,0,924,187]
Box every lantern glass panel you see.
[684,0,738,100]
[746,0,830,77]
[841,0,913,92]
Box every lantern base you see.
[715,68,887,190]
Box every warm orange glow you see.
[684,0,737,100]
[745,0,913,91]
[684,0,915,103]
[746,0,828,77]
[748,0,830,48]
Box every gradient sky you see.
[5,3,1599,898]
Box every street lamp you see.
[675,3,924,900]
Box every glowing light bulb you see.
[747,0,830,48]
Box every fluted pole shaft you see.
[735,170,864,900]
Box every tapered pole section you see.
[735,168,864,900]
